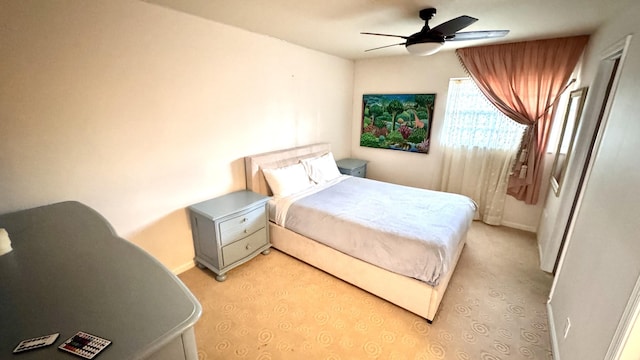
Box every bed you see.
[244,143,475,322]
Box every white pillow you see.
[262,163,314,197]
[301,152,342,184]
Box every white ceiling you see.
[143,0,633,60]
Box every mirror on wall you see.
[550,87,588,196]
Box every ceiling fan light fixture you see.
[406,41,444,56]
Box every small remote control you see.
[13,333,60,353]
[58,331,111,359]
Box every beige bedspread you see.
[270,176,476,286]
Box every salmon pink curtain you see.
[456,35,589,204]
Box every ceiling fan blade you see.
[364,42,407,52]
[430,15,477,36]
[361,32,409,39]
[447,30,510,41]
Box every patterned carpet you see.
[179,222,554,359]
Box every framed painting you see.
[550,87,588,196]
[360,93,435,154]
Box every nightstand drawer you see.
[346,165,366,177]
[222,228,268,266]
[219,206,266,246]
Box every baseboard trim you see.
[547,301,561,360]
[500,220,537,233]
[172,261,195,275]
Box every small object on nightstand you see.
[188,190,271,282]
[58,331,111,359]
[336,158,368,178]
[13,333,59,353]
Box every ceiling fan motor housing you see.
[406,31,445,45]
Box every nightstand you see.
[188,190,270,282]
[336,158,368,178]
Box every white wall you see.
[352,52,546,232]
[0,0,354,273]
[548,1,640,358]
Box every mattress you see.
[269,176,476,286]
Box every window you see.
[440,78,526,224]
[441,78,525,151]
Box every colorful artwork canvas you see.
[360,94,435,154]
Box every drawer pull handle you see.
[244,229,248,233]
[242,217,248,222]
[245,244,251,250]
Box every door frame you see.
[547,34,633,359]
[549,34,631,284]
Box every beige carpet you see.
[179,222,554,359]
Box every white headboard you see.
[244,143,331,196]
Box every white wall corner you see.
[173,261,196,275]
[499,220,537,233]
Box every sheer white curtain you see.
[440,79,526,225]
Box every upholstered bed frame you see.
[244,143,466,322]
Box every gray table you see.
[0,201,202,359]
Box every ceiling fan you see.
[361,8,509,56]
